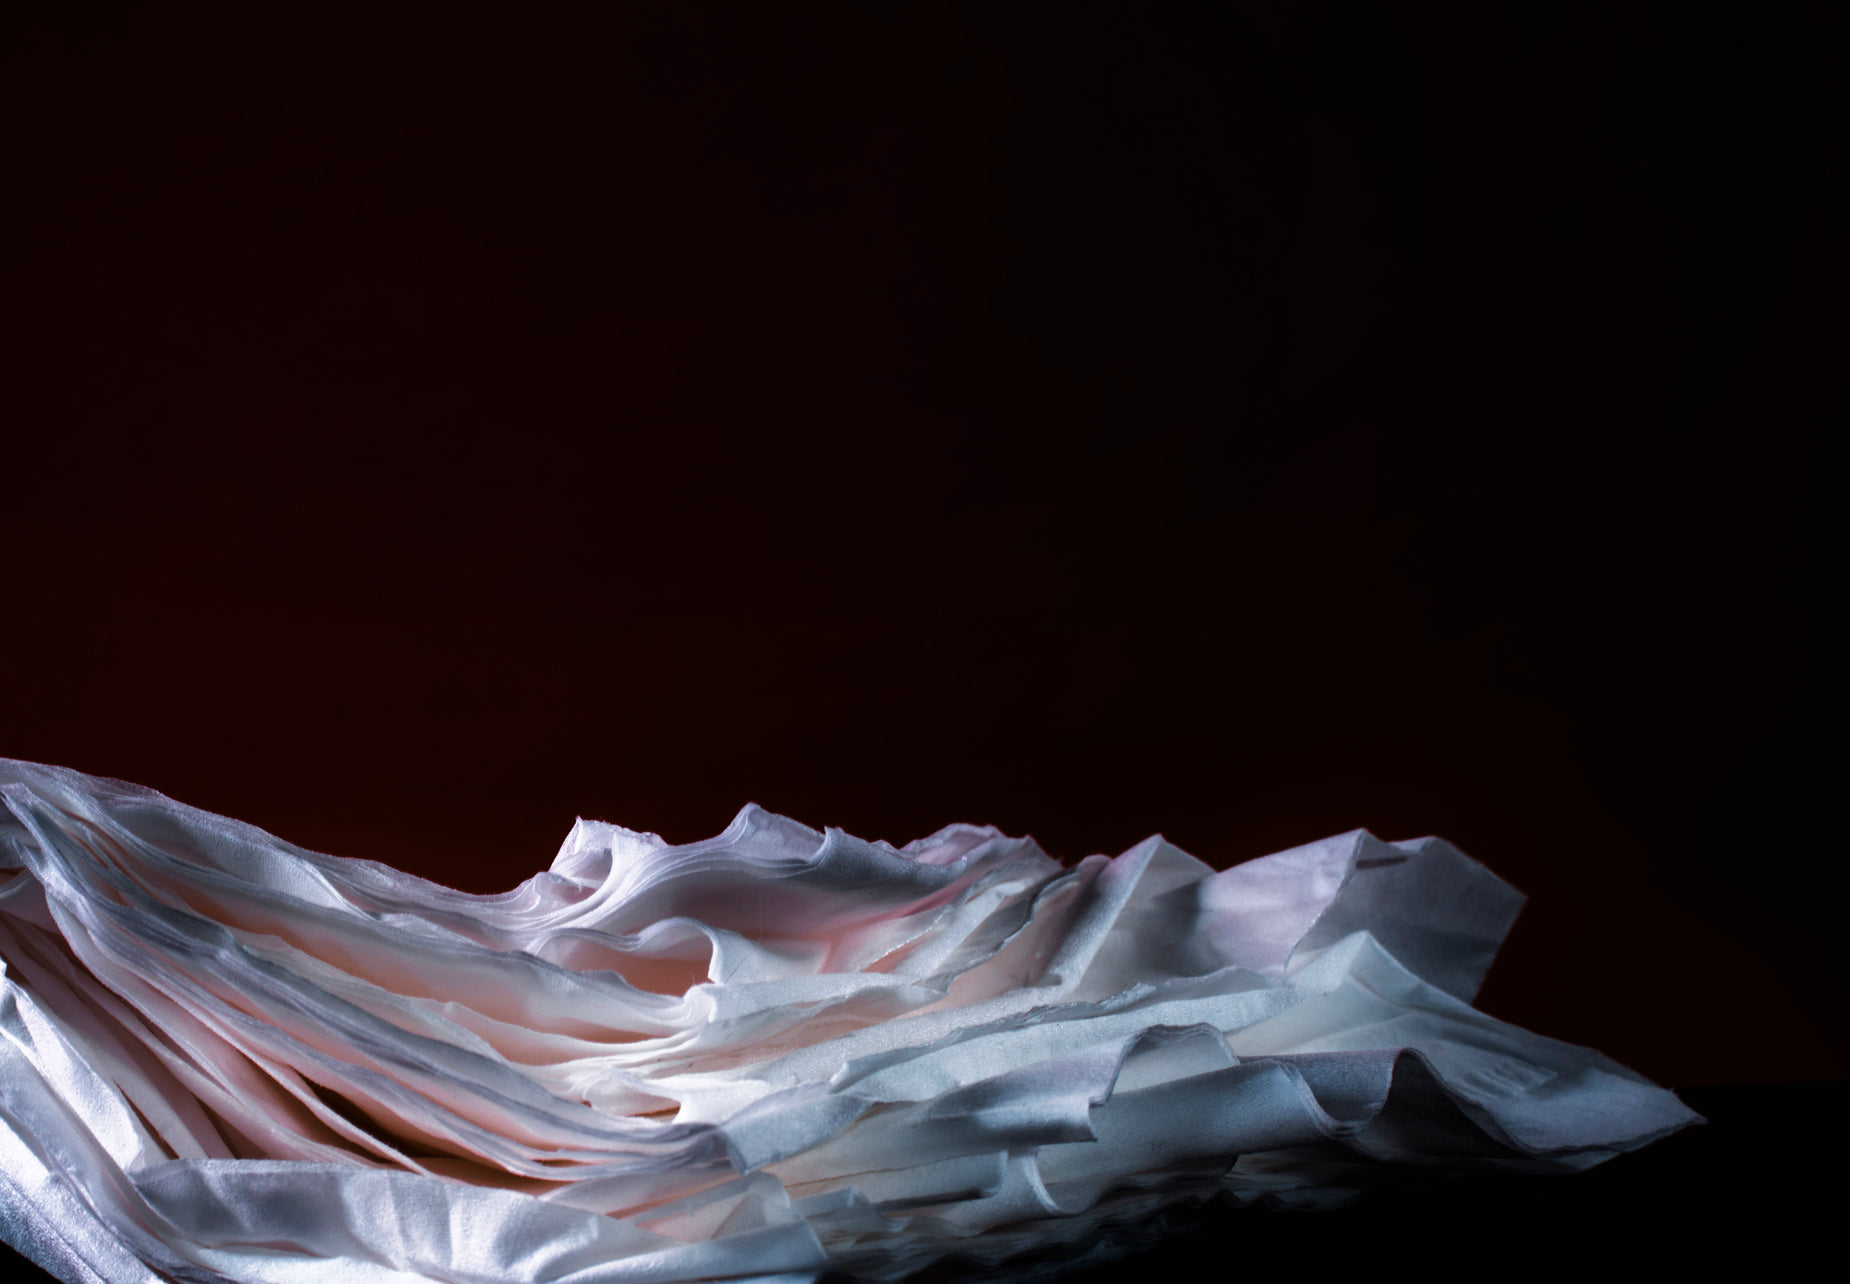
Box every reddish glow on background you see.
[0,6,1838,1087]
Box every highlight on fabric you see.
[0,759,1699,1282]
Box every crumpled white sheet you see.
[0,759,1699,1283]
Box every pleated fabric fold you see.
[0,760,1698,1283]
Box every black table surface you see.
[5,1083,1835,1282]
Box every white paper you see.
[0,759,1700,1282]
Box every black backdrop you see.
[3,1,1841,1109]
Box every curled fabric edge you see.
[0,760,1701,1283]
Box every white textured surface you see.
[0,760,1698,1282]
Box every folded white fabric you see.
[0,759,1698,1283]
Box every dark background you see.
[2,0,1841,1104]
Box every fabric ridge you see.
[0,759,1700,1283]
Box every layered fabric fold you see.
[0,759,1699,1283]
